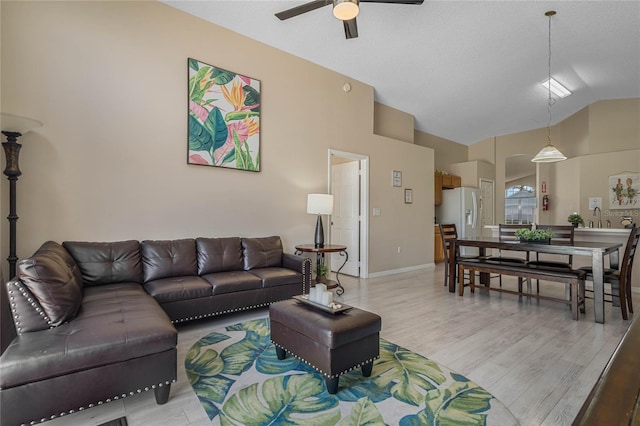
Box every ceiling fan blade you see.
[360,0,424,4]
[343,18,358,39]
[275,0,332,20]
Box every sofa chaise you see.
[0,235,311,426]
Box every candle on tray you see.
[309,287,317,302]
[320,290,333,306]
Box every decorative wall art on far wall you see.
[609,172,639,209]
[188,58,261,172]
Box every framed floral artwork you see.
[188,58,260,171]
[609,172,639,209]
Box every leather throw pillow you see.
[17,241,83,326]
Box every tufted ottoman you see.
[269,298,381,394]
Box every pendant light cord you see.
[546,11,555,144]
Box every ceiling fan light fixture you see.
[333,0,359,21]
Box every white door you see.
[330,161,359,276]
[479,179,495,237]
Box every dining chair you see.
[486,224,531,286]
[578,225,639,320]
[526,225,575,292]
[439,223,479,289]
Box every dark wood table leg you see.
[449,242,457,293]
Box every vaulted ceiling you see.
[163,1,640,146]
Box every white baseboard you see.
[368,263,434,278]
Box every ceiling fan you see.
[275,0,424,39]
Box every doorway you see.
[328,149,369,278]
[479,179,495,236]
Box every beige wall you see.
[450,160,495,188]
[485,99,638,226]
[588,99,640,154]
[468,137,495,166]
[374,102,414,144]
[0,1,434,278]
[414,130,467,172]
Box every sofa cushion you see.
[196,237,243,275]
[62,240,143,286]
[17,241,83,327]
[141,239,197,283]
[201,271,263,295]
[248,267,302,288]
[143,276,212,304]
[242,236,283,270]
[0,283,176,389]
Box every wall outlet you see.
[373,208,381,216]
[397,246,401,254]
[589,197,602,209]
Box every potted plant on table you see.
[567,212,584,228]
[316,264,329,284]
[514,228,555,244]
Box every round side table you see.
[294,244,348,295]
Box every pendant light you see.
[333,0,359,21]
[532,10,567,163]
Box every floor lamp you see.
[1,113,43,279]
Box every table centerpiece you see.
[514,228,555,244]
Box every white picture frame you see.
[609,172,640,209]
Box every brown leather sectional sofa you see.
[0,236,311,426]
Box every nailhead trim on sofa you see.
[171,260,310,324]
[7,281,53,334]
[20,379,176,426]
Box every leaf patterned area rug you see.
[185,318,519,425]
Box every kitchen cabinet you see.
[434,172,461,205]
[434,225,445,262]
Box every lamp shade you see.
[333,0,359,20]
[531,143,567,163]
[0,112,43,135]
[307,194,334,215]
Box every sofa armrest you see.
[1,279,17,355]
[282,253,312,293]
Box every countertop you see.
[484,225,631,235]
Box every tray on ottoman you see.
[269,298,381,394]
[292,294,352,314]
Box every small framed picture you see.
[404,188,413,204]
[392,170,402,187]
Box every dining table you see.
[449,236,622,324]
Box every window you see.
[505,185,536,224]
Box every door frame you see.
[479,178,495,234]
[328,149,369,279]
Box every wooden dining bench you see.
[457,258,586,320]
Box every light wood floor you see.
[45,264,634,426]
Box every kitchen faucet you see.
[593,206,602,228]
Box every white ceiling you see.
[163,1,640,146]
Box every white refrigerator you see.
[437,187,480,256]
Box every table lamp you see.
[307,194,334,248]
[1,112,43,278]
